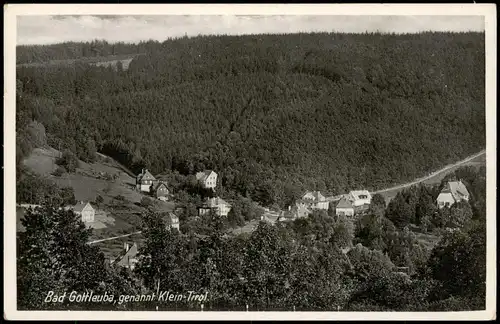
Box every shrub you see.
[52,165,66,177]
[56,150,79,173]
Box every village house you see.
[348,190,372,207]
[164,212,180,231]
[436,180,470,208]
[298,191,330,210]
[113,242,138,270]
[153,182,170,201]
[282,203,312,221]
[72,201,95,222]
[195,170,218,190]
[136,169,157,192]
[198,197,231,217]
[335,197,355,217]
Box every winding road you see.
[371,149,486,194]
[86,149,486,243]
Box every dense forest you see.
[17,165,487,311]
[16,32,485,207]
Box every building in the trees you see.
[283,203,312,221]
[136,169,157,192]
[164,212,180,231]
[298,191,330,210]
[195,170,218,190]
[262,209,282,224]
[153,182,170,201]
[348,190,372,212]
[436,180,470,208]
[72,201,95,222]
[335,197,355,217]
[113,242,138,270]
[198,197,231,217]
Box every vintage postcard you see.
[4,4,496,321]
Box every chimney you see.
[288,205,291,211]
[124,242,129,252]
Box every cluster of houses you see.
[281,189,373,221]
[136,168,232,218]
[136,169,170,201]
[17,164,473,272]
[281,179,470,221]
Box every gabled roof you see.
[196,170,216,182]
[154,181,168,191]
[336,197,354,209]
[115,243,138,266]
[442,181,470,201]
[349,190,371,201]
[137,169,156,181]
[206,197,230,208]
[167,212,179,222]
[302,191,326,202]
[73,202,93,213]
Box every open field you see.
[16,54,142,69]
[230,219,260,235]
[20,147,175,237]
[414,231,442,251]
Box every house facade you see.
[300,191,330,210]
[195,170,218,190]
[335,197,355,217]
[283,203,312,221]
[164,212,180,231]
[348,190,372,207]
[154,182,170,200]
[198,197,231,217]
[136,169,157,192]
[73,201,95,222]
[436,180,470,208]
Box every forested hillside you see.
[16,32,485,207]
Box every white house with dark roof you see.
[136,169,157,192]
[335,197,355,217]
[195,170,218,190]
[436,180,470,208]
[72,201,95,222]
[198,197,231,217]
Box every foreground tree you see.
[17,204,138,310]
[424,221,486,309]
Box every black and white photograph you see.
[4,4,496,321]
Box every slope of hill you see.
[18,147,175,237]
[16,32,486,207]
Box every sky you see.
[17,15,485,45]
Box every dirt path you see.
[372,149,486,194]
[88,231,142,245]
